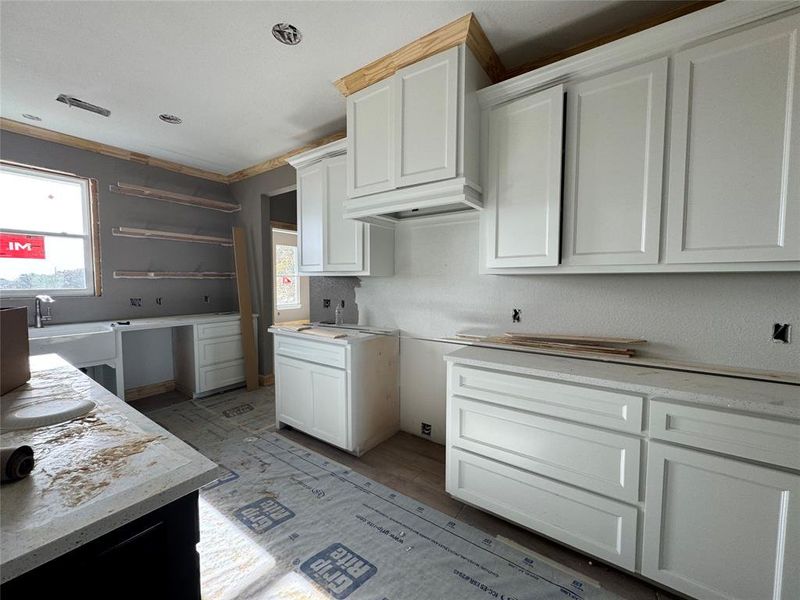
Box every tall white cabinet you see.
[289,139,394,276]
[344,45,490,221]
[478,5,800,274]
[665,14,800,264]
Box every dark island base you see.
[2,491,202,600]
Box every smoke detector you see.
[272,23,302,45]
[158,113,183,125]
[56,94,111,117]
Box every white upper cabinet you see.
[484,85,564,268]
[290,140,394,276]
[297,162,324,272]
[395,46,459,188]
[347,79,395,198]
[665,14,800,264]
[344,45,490,221]
[562,58,667,266]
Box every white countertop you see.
[110,312,257,332]
[446,346,800,421]
[269,324,398,345]
[0,355,217,583]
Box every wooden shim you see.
[504,333,647,345]
[232,226,259,391]
[113,271,234,279]
[112,226,233,246]
[111,183,241,212]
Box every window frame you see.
[0,160,102,298]
[274,235,301,310]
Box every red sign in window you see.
[0,233,46,259]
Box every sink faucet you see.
[34,295,55,328]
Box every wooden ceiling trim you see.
[503,1,722,80]
[0,118,229,183]
[333,13,505,97]
[226,130,346,183]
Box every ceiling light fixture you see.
[158,113,183,124]
[56,94,111,117]
[272,23,302,45]
[21,114,42,121]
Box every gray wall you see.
[0,131,238,323]
[355,215,800,374]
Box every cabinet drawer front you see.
[450,396,640,502]
[274,335,347,369]
[198,360,244,393]
[447,448,637,570]
[649,400,800,470]
[197,336,243,367]
[197,321,241,340]
[642,443,800,600]
[450,364,643,433]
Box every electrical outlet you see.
[512,308,521,323]
[323,298,331,308]
[772,323,791,344]
[129,298,142,307]
[420,422,432,437]
[203,295,210,304]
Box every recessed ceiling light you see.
[272,23,302,46]
[21,114,42,121]
[158,113,183,124]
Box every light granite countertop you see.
[445,346,800,421]
[0,354,217,583]
[268,325,398,345]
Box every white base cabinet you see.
[270,328,399,456]
[444,346,800,600]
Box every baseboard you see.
[125,379,176,402]
[259,373,275,386]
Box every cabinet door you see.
[665,15,800,263]
[484,85,564,268]
[563,58,667,265]
[324,155,364,272]
[395,46,459,188]
[642,443,800,600]
[308,362,348,448]
[297,163,324,272]
[347,79,395,198]
[274,355,312,429]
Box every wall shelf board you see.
[112,227,233,246]
[113,271,235,280]
[110,182,241,213]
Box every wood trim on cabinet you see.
[0,118,229,183]
[503,1,722,80]
[125,379,177,402]
[333,13,505,97]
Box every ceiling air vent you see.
[271,23,302,45]
[56,94,110,117]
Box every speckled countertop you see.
[445,346,800,421]
[0,354,217,583]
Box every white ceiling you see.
[0,0,692,176]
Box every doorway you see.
[272,227,309,323]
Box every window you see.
[274,242,300,309]
[0,162,100,297]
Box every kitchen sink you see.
[28,321,116,368]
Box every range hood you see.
[343,177,483,222]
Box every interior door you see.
[347,78,395,198]
[323,155,364,272]
[274,355,312,429]
[642,442,800,600]
[308,362,348,448]
[665,14,800,263]
[297,163,324,272]
[394,46,459,188]
[562,58,667,265]
[484,85,564,268]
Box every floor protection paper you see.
[147,398,623,600]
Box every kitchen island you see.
[0,354,217,598]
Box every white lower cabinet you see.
[271,328,399,455]
[445,347,800,600]
[642,443,800,600]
